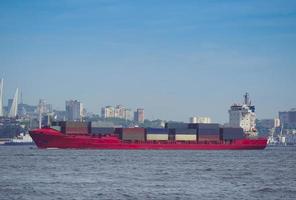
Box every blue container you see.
[146,128,169,134]
[174,128,197,135]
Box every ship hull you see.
[30,128,267,150]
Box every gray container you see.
[91,127,115,135]
[198,128,220,135]
[220,128,244,140]
[175,128,196,135]
[165,122,188,129]
[198,123,220,129]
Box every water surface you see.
[0,146,295,200]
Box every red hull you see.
[30,128,267,150]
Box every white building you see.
[229,93,256,132]
[124,108,132,120]
[114,105,125,119]
[101,106,115,118]
[189,117,211,124]
[102,105,133,120]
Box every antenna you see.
[243,92,250,106]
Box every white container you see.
[175,134,196,141]
[146,134,168,141]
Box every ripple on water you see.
[0,146,295,200]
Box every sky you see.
[0,0,296,123]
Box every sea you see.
[0,146,295,200]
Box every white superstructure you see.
[229,93,256,133]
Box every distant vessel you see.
[4,133,35,145]
[267,125,296,146]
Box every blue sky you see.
[1,0,296,122]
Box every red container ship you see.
[29,123,267,150]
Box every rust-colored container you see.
[120,128,145,141]
[60,121,90,134]
[198,135,220,142]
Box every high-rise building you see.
[124,108,132,120]
[38,99,53,114]
[8,88,19,118]
[66,100,83,121]
[114,105,125,119]
[257,118,280,129]
[101,105,132,120]
[228,93,256,132]
[101,106,115,118]
[189,117,211,124]
[0,78,3,117]
[134,108,144,123]
[279,109,296,129]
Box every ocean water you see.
[0,146,295,200]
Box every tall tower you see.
[134,108,144,123]
[0,78,3,117]
[9,88,19,118]
[65,100,82,121]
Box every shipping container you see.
[220,127,244,140]
[120,128,145,141]
[168,134,175,141]
[60,121,91,134]
[198,135,220,142]
[174,128,196,135]
[91,127,115,135]
[51,121,62,126]
[50,126,61,132]
[188,123,198,129]
[175,134,197,141]
[146,134,168,141]
[146,128,169,134]
[198,123,220,129]
[63,127,89,135]
[168,129,175,135]
[165,122,188,129]
[60,121,90,128]
[198,128,220,135]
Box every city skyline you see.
[1,0,296,123]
